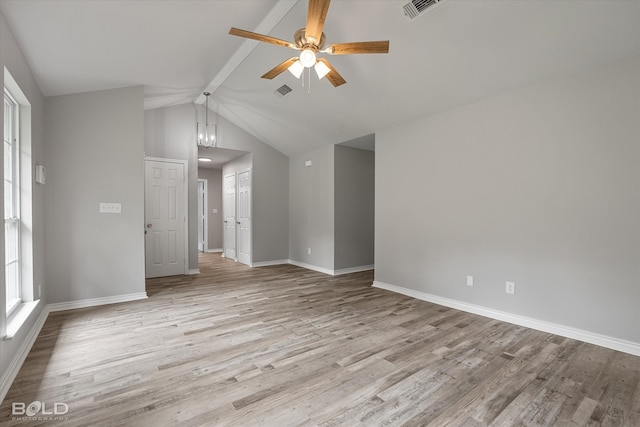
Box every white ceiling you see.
[2,0,640,156]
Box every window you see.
[4,88,20,315]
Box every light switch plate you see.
[100,202,122,214]
[35,165,46,184]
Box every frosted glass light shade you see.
[288,60,304,79]
[299,49,316,68]
[314,61,330,79]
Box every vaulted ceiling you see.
[2,0,639,156]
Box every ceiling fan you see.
[229,0,389,87]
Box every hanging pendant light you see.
[197,92,216,147]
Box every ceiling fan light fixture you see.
[314,60,330,80]
[228,0,389,88]
[288,60,304,79]
[299,49,316,68]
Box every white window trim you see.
[3,68,36,340]
[4,88,21,318]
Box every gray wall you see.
[289,144,376,273]
[222,153,252,177]
[198,168,223,251]
[144,104,199,271]
[44,86,146,303]
[146,106,289,265]
[217,116,288,264]
[0,11,46,387]
[334,145,375,270]
[289,145,335,270]
[375,56,640,343]
[45,86,145,303]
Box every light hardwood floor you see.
[1,253,639,426]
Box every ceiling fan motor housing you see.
[294,28,326,50]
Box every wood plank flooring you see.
[1,252,639,426]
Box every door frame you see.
[197,178,208,252]
[144,157,189,276]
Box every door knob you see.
[146,224,152,228]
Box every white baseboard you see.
[288,260,335,276]
[251,259,289,267]
[288,261,374,276]
[187,269,200,275]
[0,305,49,402]
[48,292,148,312]
[373,281,640,357]
[206,248,223,253]
[334,265,374,275]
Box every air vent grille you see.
[275,84,293,97]
[402,0,442,21]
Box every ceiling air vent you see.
[275,84,293,97]
[402,0,444,21]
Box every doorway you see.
[222,169,252,266]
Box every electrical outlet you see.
[307,247,312,255]
[466,275,473,287]
[506,281,515,295]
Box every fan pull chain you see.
[308,67,311,94]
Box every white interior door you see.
[197,179,207,252]
[145,159,186,278]
[223,173,236,260]
[237,170,251,266]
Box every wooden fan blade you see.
[317,58,346,87]
[306,0,331,45]
[326,40,390,55]
[261,57,299,80]
[229,27,295,49]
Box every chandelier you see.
[197,92,216,147]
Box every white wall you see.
[44,86,146,303]
[198,168,223,251]
[375,56,640,345]
[0,11,46,391]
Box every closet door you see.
[223,173,236,260]
[237,170,251,266]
